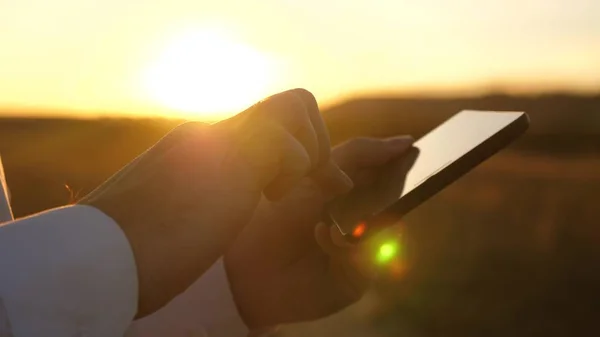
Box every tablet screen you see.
[403,110,525,197]
[328,110,526,236]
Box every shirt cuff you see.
[0,156,13,223]
[126,258,249,337]
[0,205,138,337]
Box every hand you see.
[79,89,353,317]
[224,135,414,329]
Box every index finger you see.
[288,88,331,170]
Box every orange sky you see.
[1,0,599,119]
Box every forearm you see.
[0,203,254,337]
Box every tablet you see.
[324,110,530,242]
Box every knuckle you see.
[290,88,318,109]
[273,89,306,107]
[260,93,308,126]
[290,88,314,99]
[296,153,312,174]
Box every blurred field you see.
[1,93,599,336]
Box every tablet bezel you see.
[326,110,530,241]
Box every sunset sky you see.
[1,0,599,119]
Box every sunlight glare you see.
[143,27,276,119]
[376,240,400,264]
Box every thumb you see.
[333,135,414,171]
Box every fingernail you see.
[330,225,356,248]
[339,169,354,189]
[386,135,414,152]
[330,162,354,194]
[311,161,354,196]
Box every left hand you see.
[224,135,414,330]
[80,89,352,317]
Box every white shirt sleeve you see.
[0,205,138,337]
[0,154,250,337]
[0,156,13,222]
[125,258,249,337]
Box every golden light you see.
[142,27,276,120]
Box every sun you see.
[142,27,276,120]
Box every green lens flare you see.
[376,241,398,264]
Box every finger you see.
[262,125,312,201]
[256,91,320,169]
[315,222,356,257]
[333,135,414,171]
[220,91,320,169]
[317,229,373,303]
[328,259,370,306]
[288,88,331,169]
[315,222,343,256]
[346,168,379,188]
[330,224,355,248]
[316,224,376,303]
[310,160,354,198]
[349,145,416,188]
[270,89,352,195]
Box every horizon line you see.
[1,88,599,120]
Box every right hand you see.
[79,89,353,318]
[225,136,415,330]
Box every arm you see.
[1,89,347,337]
[4,158,258,337]
[0,205,138,337]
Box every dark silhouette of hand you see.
[80,89,353,318]
[224,136,414,329]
